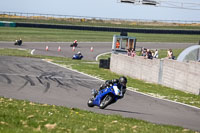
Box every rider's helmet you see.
[105,80,111,87]
[74,40,77,43]
[119,76,127,86]
[77,51,81,54]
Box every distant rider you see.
[77,51,82,58]
[73,40,78,47]
[14,38,22,46]
[18,38,22,46]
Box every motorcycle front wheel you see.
[87,98,94,107]
[99,95,113,109]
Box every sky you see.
[0,0,200,22]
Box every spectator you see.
[131,48,136,57]
[153,49,159,58]
[141,47,147,57]
[127,48,131,56]
[116,40,120,49]
[145,49,153,59]
[167,49,175,59]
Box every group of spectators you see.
[127,47,175,60]
[140,47,159,59]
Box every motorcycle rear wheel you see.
[99,95,113,109]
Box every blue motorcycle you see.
[87,85,123,109]
[72,54,83,60]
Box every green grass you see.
[0,27,200,43]
[1,97,195,133]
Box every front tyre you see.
[87,98,94,107]
[99,95,113,109]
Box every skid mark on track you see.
[0,74,12,84]
[31,66,45,72]
[18,75,35,90]
[15,64,29,71]
[0,72,84,93]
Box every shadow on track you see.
[104,108,151,116]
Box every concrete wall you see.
[110,53,200,95]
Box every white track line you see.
[95,52,111,61]
[31,49,35,55]
[44,59,200,110]
[43,59,104,82]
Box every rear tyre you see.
[99,95,113,109]
[87,98,94,107]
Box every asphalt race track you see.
[0,42,196,61]
[0,42,200,131]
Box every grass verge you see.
[0,27,200,43]
[1,97,196,133]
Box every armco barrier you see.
[15,22,200,35]
[110,53,200,95]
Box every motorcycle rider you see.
[95,76,127,98]
[77,51,82,58]
[14,38,22,46]
[73,40,78,47]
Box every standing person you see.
[153,49,159,58]
[116,40,120,49]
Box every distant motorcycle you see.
[14,39,22,46]
[70,42,78,47]
[87,85,123,109]
[72,54,83,60]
